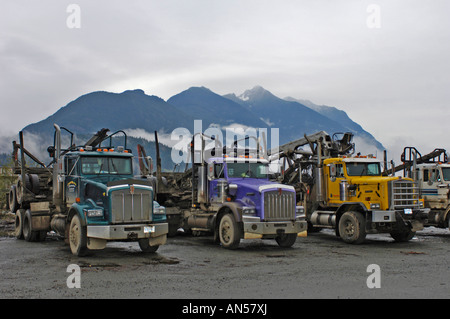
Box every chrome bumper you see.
[87,223,168,240]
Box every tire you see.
[9,186,19,214]
[29,174,40,195]
[218,213,241,249]
[23,209,38,242]
[390,230,415,242]
[138,238,159,253]
[16,175,31,205]
[15,209,26,239]
[338,211,366,244]
[275,233,297,248]
[69,214,88,256]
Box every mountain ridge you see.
[0,85,385,168]
[222,86,384,151]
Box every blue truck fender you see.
[67,204,86,226]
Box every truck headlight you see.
[242,206,256,215]
[370,203,380,210]
[86,209,104,217]
[153,203,166,215]
[296,206,305,218]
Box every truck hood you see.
[228,178,295,211]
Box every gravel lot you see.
[1,217,449,300]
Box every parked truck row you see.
[6,124,449,256]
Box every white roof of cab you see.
[208,157,268,164]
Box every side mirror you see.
[329,163,336,182]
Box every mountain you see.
[284,96,384,151]
[1,86,385,168]
[223,86,384,152]
[228,86,339,137]
[167,86,267,129]
[17,89,198,171]
[23,89,195,137]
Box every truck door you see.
[423,167,441,208]
[328,162,345,203]
[209,162,225,203]
[65,156,80,205]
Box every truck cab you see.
[414,163,450,228]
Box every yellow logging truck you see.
[270,131,429,244]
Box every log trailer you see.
[269,131,429,244]
[385,147,449,230]
[8,124,168,256]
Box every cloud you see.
[0,0,449,158]
[125,128,185,150]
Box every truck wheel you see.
[16,175,31,205]
[138,239,159,253]
[15,209,25,239]
[69,214,88,256]
[29,174,40,195]
[338,211,366,244]
[23,209,38,242]
[275,233,297,247]
[219,213,241,249]
[9,186,19,214]
[390,230,415,242]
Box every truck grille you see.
[390,180,420,210]
[263,190,296,221]
[110,187,153,224]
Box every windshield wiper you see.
[360,168,366,177]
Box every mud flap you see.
[297,230,307,237]
[410,220,424,232]
[394,212,423,232]
[87,237,107,250]
[149,234,167,247]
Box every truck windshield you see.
[81,156,132,175]
[346,162,381,176]
[442,167,450,181]
[227,162,268,179]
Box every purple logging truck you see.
[178,133,307,249]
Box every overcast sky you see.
[1,0,449,161]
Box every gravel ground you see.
[1,213,449,300]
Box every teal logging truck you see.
[8,124,168,256]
